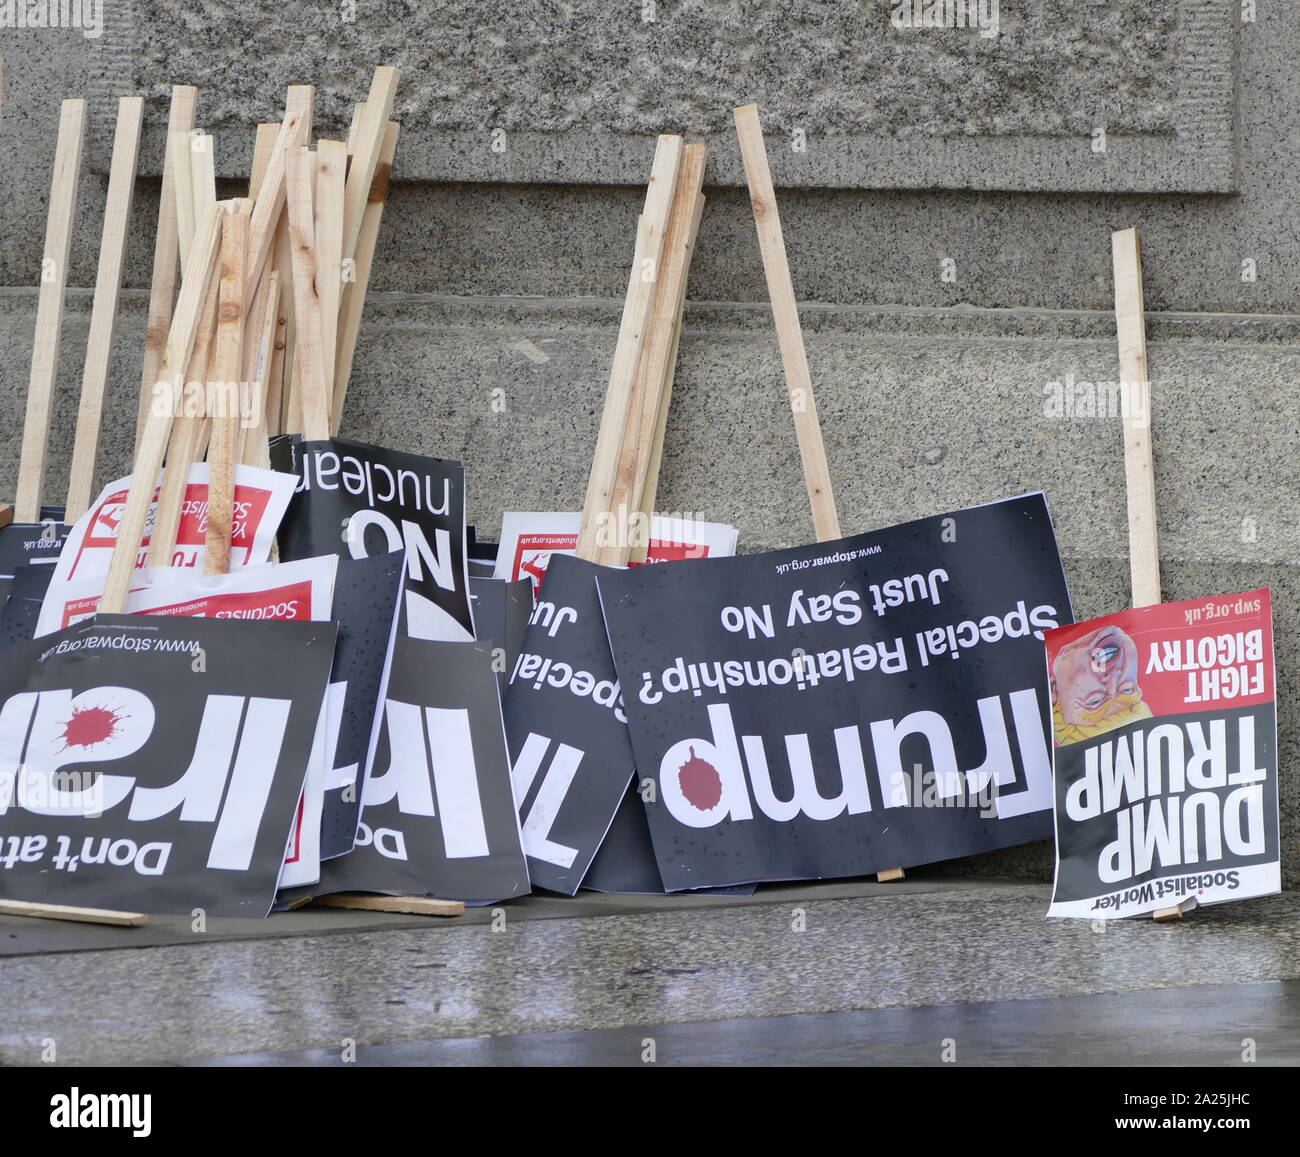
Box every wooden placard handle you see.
[144,274,219,569]
[342,66,400,261]
[65,96,144,525]
[240,270,281,471]
[313,894,464,917]
[171,128,197,280]
[99,204,225,615]
[1111,228,1161,609]
[0,897,147,927]
[145,138,223,570]
[735,105,900,883]
[611,143,708,567]
[189,131,216,235]
[249,121,279,199]
[15,98,85,524]
[247,85,314,298]
[314,139,347,422]
[135,85,198,448]
[575,135,683,560]
[733,104,840,543]
[286,147,332,441]
[332,121,400,435]
[632,182,706,565]
[1113,229,1177,921]
[204,201,251,577]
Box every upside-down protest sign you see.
[0,615,335,916]
[320,636,529,903]
[271,437,474,642]
[596,493,1074,890]
[1045,590,1279,919]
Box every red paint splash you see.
[59,705,125,751]
[678,746,722,811]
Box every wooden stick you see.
[204,201,250,577]
[189,131,216,231]
[736,105,897,882]
[0,504,12,531]
[314,139,347,416]
[15,98,86,524]
[241,270,280,471]
[149,127,225,570]
[1112,228,1161,610]
[136,85,197,447]
[235,268,269,466]
[267,206,296,436]
[0,898,147,927]
[342,66,399,260]
[64,96,144,525]
[145,273,220,569]
[147,419,209,569]
[332,121,398,433]
[575,135,682,560]
[100,204,224,615]
[313,894,464,917]
[247,85,313,297]
[285,147,331,441]
[632,186,702,562]
[234,125,277,465]
[616,144,707,566]
[171,128,197,276]
[249,122,278,199]
[345,103,363,156]
[733,104,839,542]
[1113,228,1177,921]
[265,248,290,438]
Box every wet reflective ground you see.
[3,879,1296,1066]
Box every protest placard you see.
[320,637,529,903]
[1044,591,1278,918]
[271,437,474,642]
[0,615,335,916]
[597,493,1073,888]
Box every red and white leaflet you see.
[37,463,296,635]
[36,553,334,636]
[493,511,739,595]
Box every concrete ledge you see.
[2,884,1294,1065]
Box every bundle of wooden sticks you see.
[1,67,400,583]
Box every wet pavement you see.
[2,878,1296,1066]
[191,981,1300,1067]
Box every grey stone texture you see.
[89,0,1234,193]
[0,2,1294,311]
